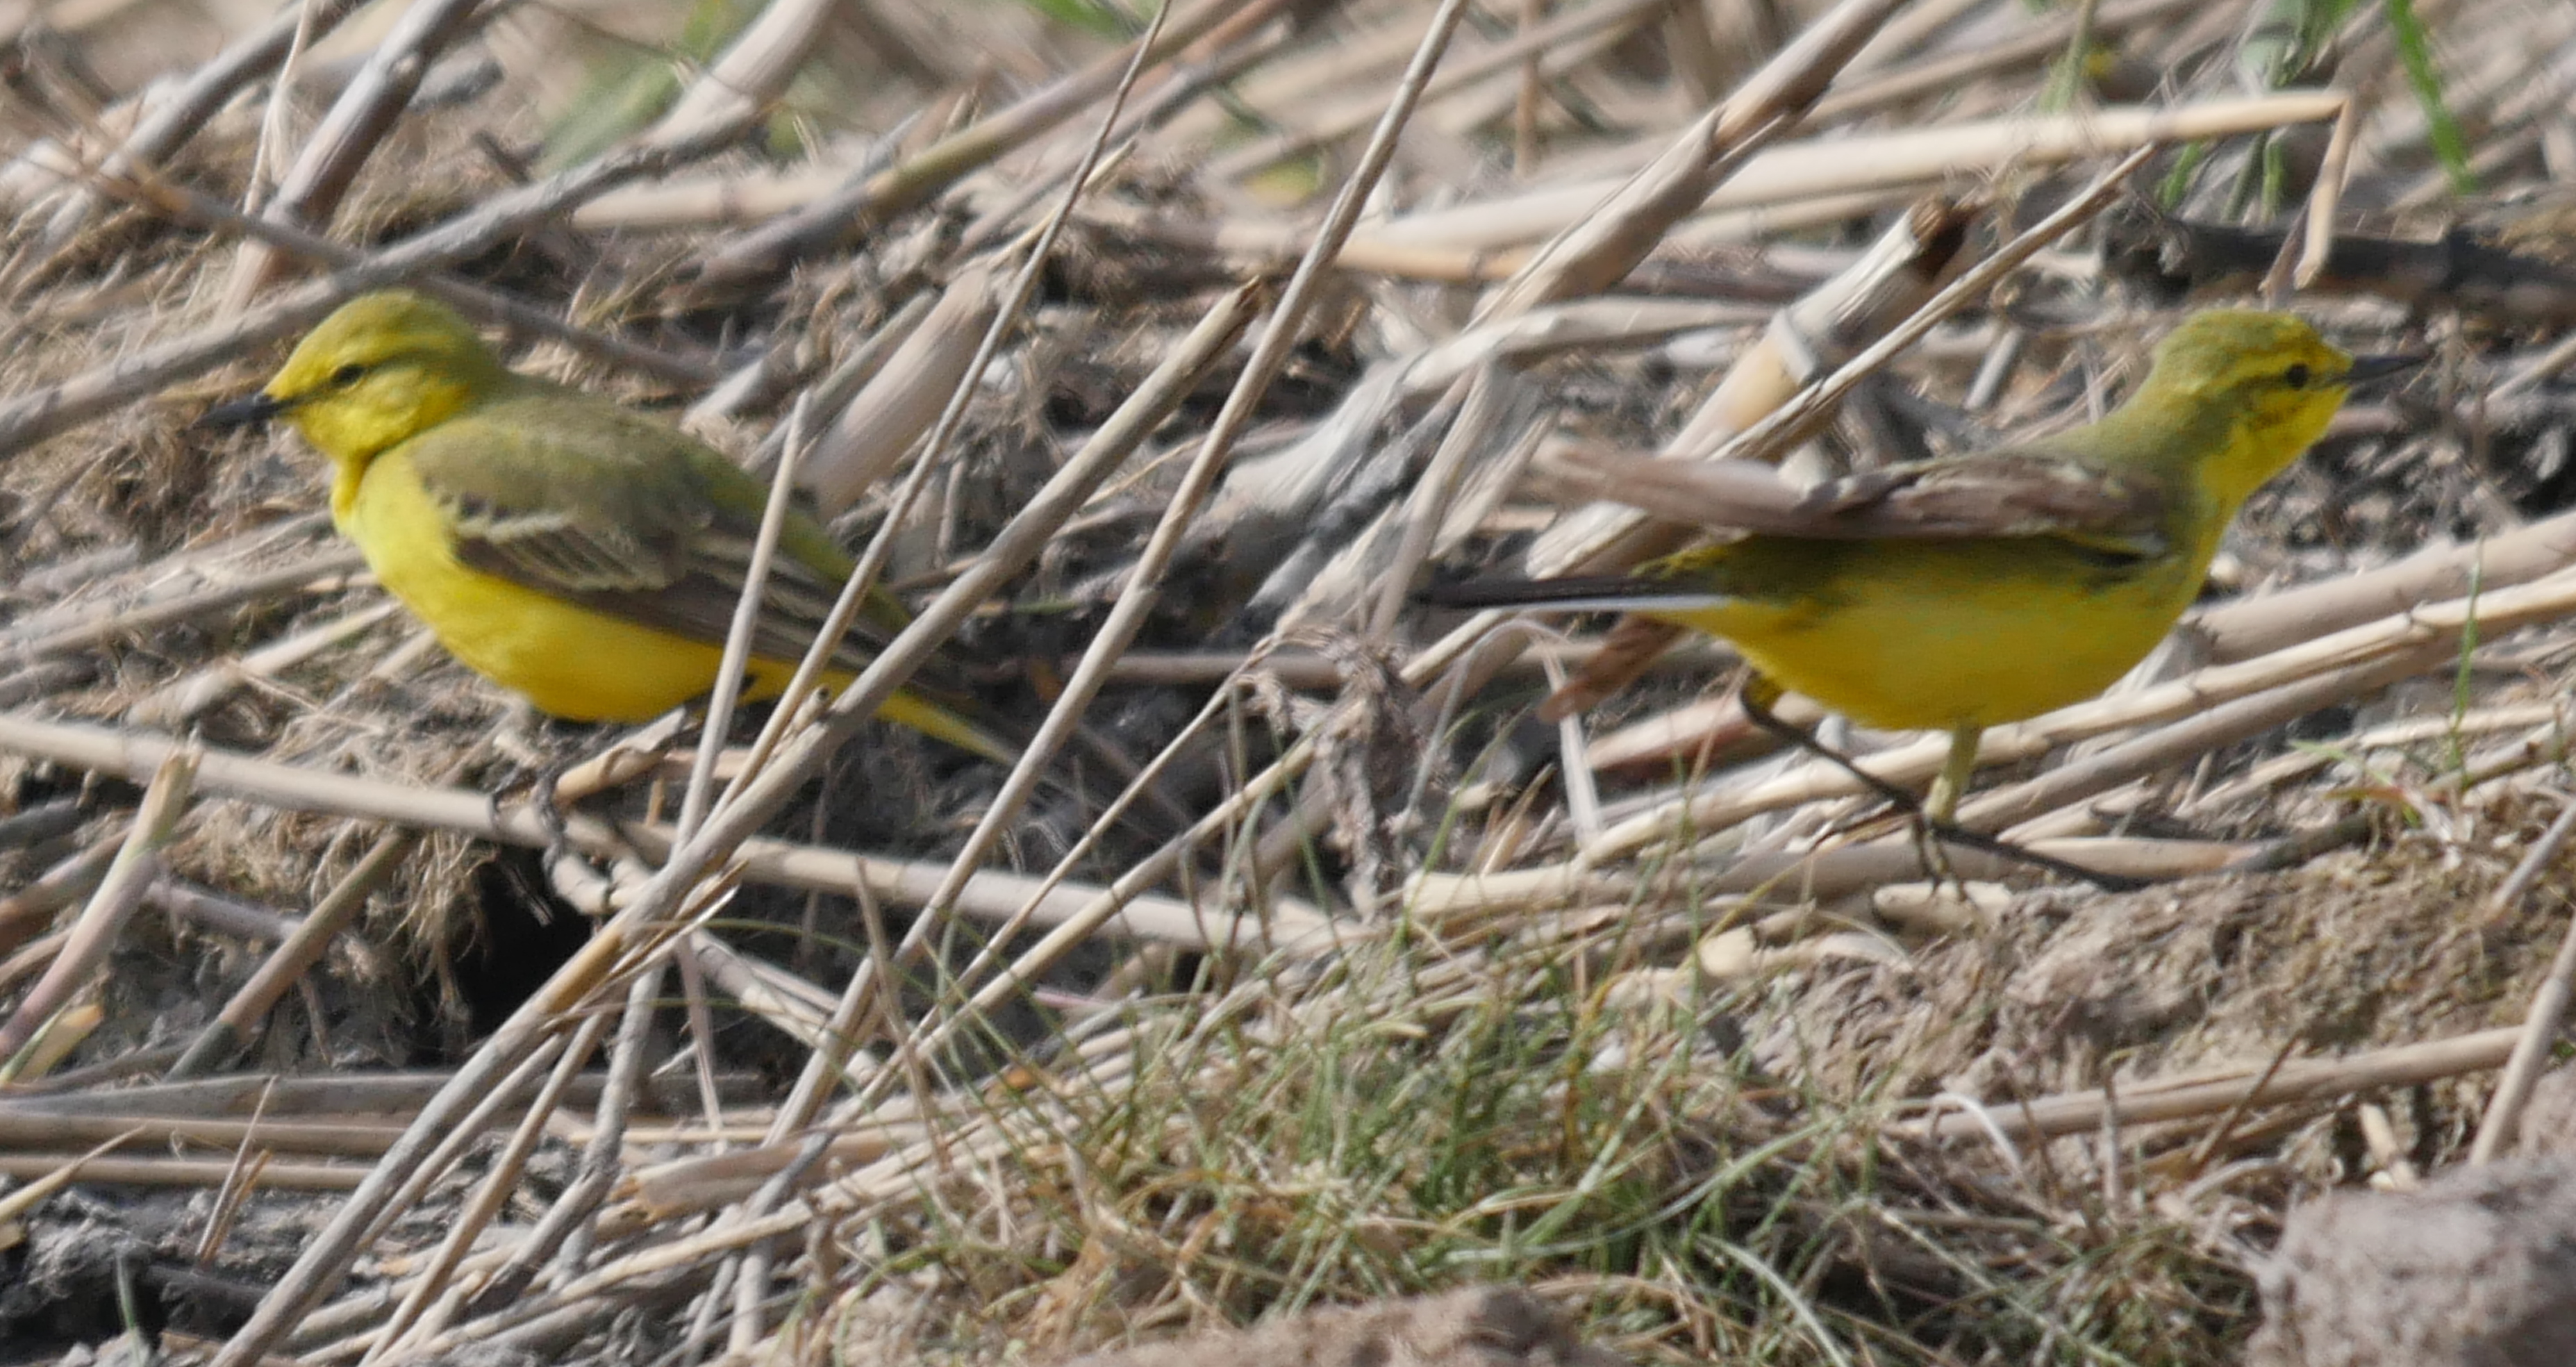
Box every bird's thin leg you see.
[1738,677,1927,813]
[1734,679,2147,893]
[1928,725,1981,825]
[1908,725,1988,888]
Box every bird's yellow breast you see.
[1660,534,2209,731]
[337,450,794,722]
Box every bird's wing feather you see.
[403,392,899,671]
[1812,447,2170,559]
[1540,443,2170,558]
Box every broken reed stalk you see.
[220,0,490,305]
[0,711,1331,952]
[0,749,194,1073]
[1908,1026,2525,1143]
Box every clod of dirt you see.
[1041,1288,1624,1367]
[2515,1066,2576,1155]
[2247,1157,2576,1366]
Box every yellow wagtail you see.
[1427,309,2420,829]
[201,290,1011,762]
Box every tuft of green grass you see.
[824,895,2257,1364]
[2384,0,2477,194]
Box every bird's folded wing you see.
[1537,443,2169,554]
[404,406,899,672]
[1816,448,2170,554]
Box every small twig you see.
[2180,1032,2307,1179]
[0,710,1333,952]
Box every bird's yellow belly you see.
[1664,547,2202,732]
[340,456,795,722]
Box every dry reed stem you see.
[128,601,399,727]
[0,833,122,961]
[1409,836,2257,925]
[868,0,1482,1102]
[1909,1026,2523,1143]
[4,1067,751,1113]
[0,1132,143,1250]
[1480,0,1909,317]
[2175,701,2573,819]
[801,259,1008,514]
[0,133,740,458]
[0,711,1323,952]
[0,748,193,1068]
[948,0,1322,258]
[0,1110,404,1154]
[1969,642,2459,836]
[0,1152,366,1189]
[84,170,726,385]
[1369,93,2345,254]
[1206,0,1670,183]
[597,0,1247,247]
[2,550,363,663]
[639,0,838,154]
[220,0,490,306]
[1808,0,2202,122]
[369,1013,608,1361]
[2186,504,2576,663]
[10,0,366,251]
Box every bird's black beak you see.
[195,392,288,431]
[2343,354,2426,386]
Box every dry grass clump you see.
[794,922,2261,1365]
[4,0,2576,1364]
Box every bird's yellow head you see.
[203,290,510,469]
[2119,308,2412,508]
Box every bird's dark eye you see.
[2282,363,2311,390]
[331,363,368,387]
